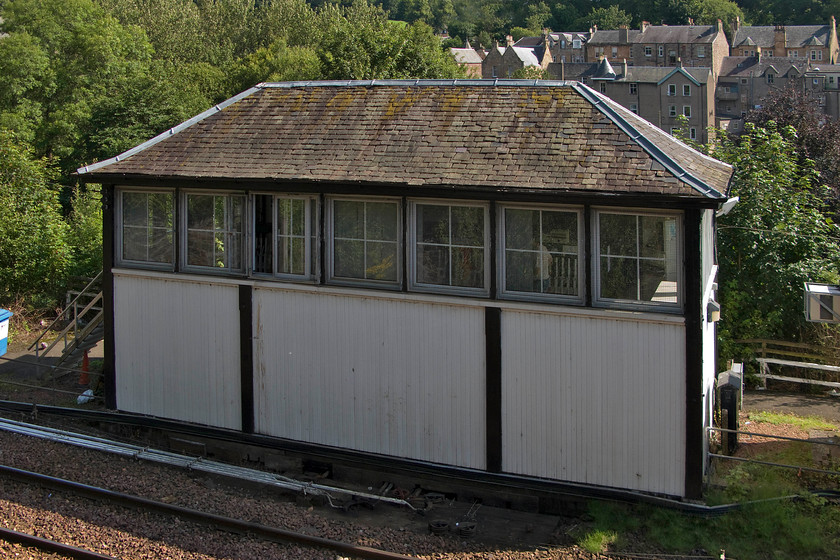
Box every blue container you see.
[0,309,12,356]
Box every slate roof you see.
[509,46,544,66]
[77,81,731,200]
[732,25,832,49]
[634,25,720,45]
[719,56,808,78]
[450,47,483,65]
[587,29,640,45]
[619,66,711,84]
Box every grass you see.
[575,410,840,559]
[747,410,838,432]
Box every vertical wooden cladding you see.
[253,288,487,469]
[113,275,242,430]
[501,310,686,496]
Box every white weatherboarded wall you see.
[113,273,242,430]
[501,310,686,496]
[253,287,487,469]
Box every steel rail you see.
[0,525,119,560]
[0,464,418,560]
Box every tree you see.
[710,122,840,356]
[0,130,70,307]
[580,5,632,30]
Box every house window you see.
[630,103,638,114]
[741,78,747,84]
[683,84,691,96]
[789,50,797,57]
[595,210,681,309]
[184,192,245,272]
[683,105,691,117]
[600,82,606,93]
[500,206,582,299]
[811,50,818,60]
[690,127,697,139]
[410,200,489,294]
[612,47,618,57]
[329,198,400,286]
[668,84,676,96]
[573,39,582,49]
[670,127,679,135]
[669,105,677,117]
[629,83,637,95]
[492,65,498,78]
[252,194,318,279]
[767,73,775,84]
[118,190,175,268]
[658,45,664,57]
[697,46,705,58]
[645,46,652,57]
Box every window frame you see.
[498,204,585,304]
[667,84,676,96]
[683,105,692,118]
[669,105,677,117]
[326,196,403,289]
[683,84,691,96]
[180,190,247,275]
[629,83,637,95]
[408,198,490,297]
[592,208,683,312]
[116,187,176,271]
[251,193,319,281]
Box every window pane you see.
[334,239,364,278]
[121,192,174,265]
[417,204,449,244]
[600,213,637,256]
[639,216,670,258]
[417,244,449,285]
[332,199,399,283]
[505,208,536,250]
[277,198,307,275]
[641,260,674,302]
[277,237,305,275]
[334,200,364,239]
[452,247,483,287]
[451,206,484,246]
[187,230,215,267]
[366,241,398,281]
[600,256,638,300]
[505,250,538,292]
[186,194,244,271]
[367,202,398,241]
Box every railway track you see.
[0,525,119,560]
[0,463,418,560]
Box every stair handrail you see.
[28,271,103,352]
[35,292,103,361]
[54,308,105,367]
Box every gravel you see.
[0,426,611,560]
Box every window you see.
[119,190,175,267]
[492,65,497,78]
[741,78,747,84]
[410,201,488,293]
[683,84,691,96]
[811,50,818,60]
[630,103,638,114]
[670,127,679,135]
[690,127,697,140]
[683,105,691,117]
[612,47,618,57]
[183,193,245,272]
[629,83,637,95]
[668,84,676,96]
[658,45,664,57]
[668,49,676,63]
[645,46,652,57]
[329,198,400,286]
[595,211,681,309]
[697,46,705,58]
[767,73,774,84]
[253,194,318,279]
[789,50,798,57]
[600,82,606,93]
[573,39,581,49]
[500,206,582,299]
[669,105,677,117]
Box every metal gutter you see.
[570,81,727,200]
[76,86,263,175]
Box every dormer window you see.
[767,73,775,84]
[573,39,581,49]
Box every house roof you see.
[450,47,483,65]
[77,80,730,201]
[587,29,640,46]
[732,25,832,49]
[634,25,720,45]
[619,66,711,84]
[509,45,544,66]
[718,56,809,78]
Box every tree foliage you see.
[709,123,840,354]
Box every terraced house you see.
[77,80,732,501]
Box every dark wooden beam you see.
[683,208,703,499]
[239,285,255,434]
[485,307,502,473]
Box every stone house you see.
[731,18,839,64]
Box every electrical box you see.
[0,309,12,356]
[804,283,840,323]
